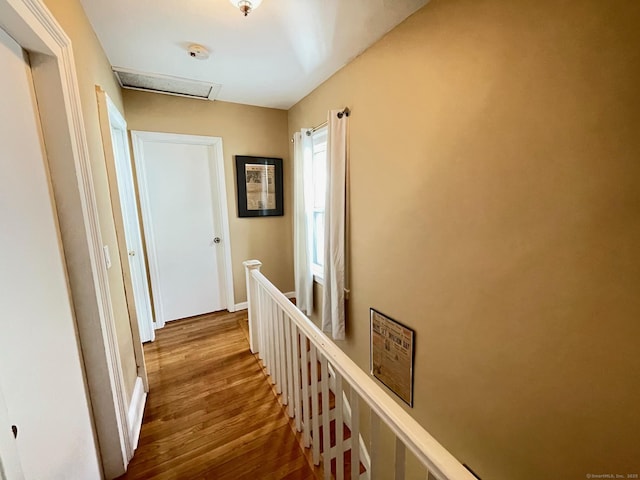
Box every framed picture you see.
[235,156,284,217]
[370,308,415,406]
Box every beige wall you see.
[289,1,640,479]
[42,0,138,402]
[122,90,293,304]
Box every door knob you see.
[128,250,135,256]
[213,237,221,244]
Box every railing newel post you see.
[243,260,262,354]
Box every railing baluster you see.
[395,437,406,480]
[255,285,261,359]
[279,308,288,402]
[281,309,288,401]
[291,322,302,426]
[256,285,267,367]
[260,286,266,366]
[335,370,345,480]
[262,288,270,375]
[350,388,360,480]
[269,295,276,380]
[321,355,331,480]
[370,414,380,480]
[301,333,311,447]
[272,301,278,384]
[261,286,268,369]
[269,297,276,384]
[274,302,282,394]
[310,343,321,465]
[278,309,289,396]
[279,307,285,394]
[284,313,294,415]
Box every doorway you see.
[97,90,155,344]
[131,132,235,327]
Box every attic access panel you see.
[113,67,221,101]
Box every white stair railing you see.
[244,260,476,480]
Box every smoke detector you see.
[187,44,209,60]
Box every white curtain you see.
[293,130,314,315]
[322,110,349,340]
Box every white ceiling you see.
[79,0,428,109]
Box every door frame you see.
[0,0,133,477]
[96,85,155,392]
[131,131,236,327]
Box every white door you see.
[0,27,101,479]
[104,96,156,342]
[132,132,234,325]
[0,388,22,480]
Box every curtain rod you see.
[306,121,327,136]
[337,106,351,118]
[305,107,351,136]
[290,107,351,142]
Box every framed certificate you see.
[235,156,284,217]
[370,308,415,406]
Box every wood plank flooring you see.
[117,310,318,480]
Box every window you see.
[310,127,327,278]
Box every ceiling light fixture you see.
[229,0,262,16]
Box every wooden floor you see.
[117,310,318,480]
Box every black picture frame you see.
[370,308,415,407]
[235,156,284,217]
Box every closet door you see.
[0,26,100,480]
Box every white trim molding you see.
[0,0,133,476]
[127,377,147,452]
[235,291,295,312]
[235,301,249,311]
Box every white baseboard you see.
[234,291,295,312]
[127,376,146,452]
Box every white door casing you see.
[0,0,136,477]
[132,131,235,326]
[0,26,101,479]
[97,91,149,451]
[99,91,155,343]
